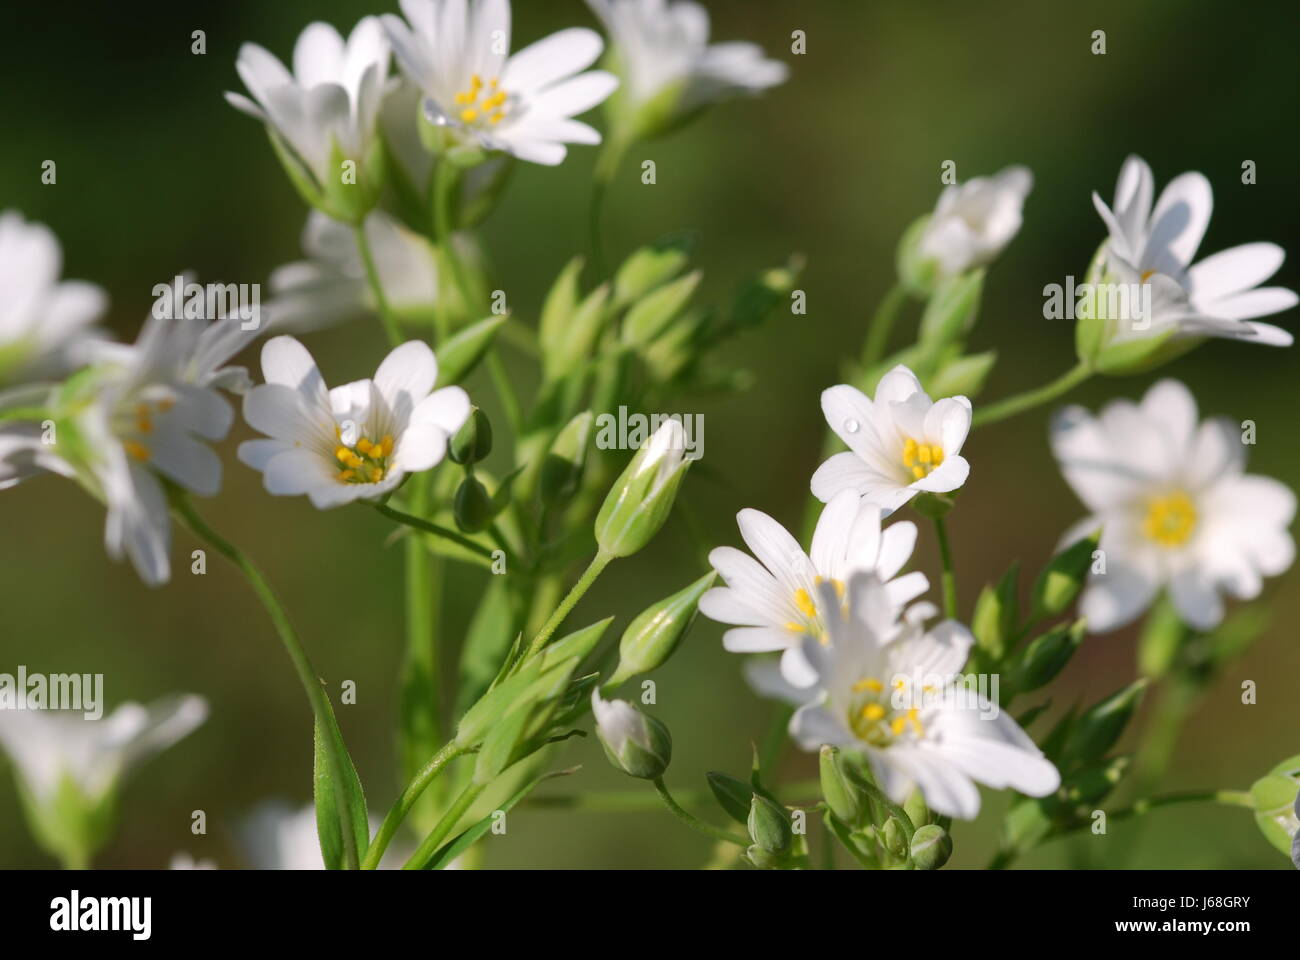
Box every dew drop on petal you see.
[843,418,860,434]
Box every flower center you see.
[454,74,509,128]
[1142,491,1197,547]
[119,398,176,463]
[902,437,944,481]
[785,577,844,642]
[847,675,924,746]
[334,431,393,484]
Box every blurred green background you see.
[2,0,1297,868]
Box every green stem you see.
[404,780,486,869]
[373,501,497,561]
[652,779,749,847]
[171,492,360,870]
[525,550,613,658]
[485,349,523,435]
[933,516,958,619]
[971,362,1091,428]
[353,221,402,348]
[363,740,464,869]
[589,136,626,281]
[526,779,823,812]
[399,473,443,825]
[859,282,909,372]
[0,407,48,423]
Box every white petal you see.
[503,28,604,92]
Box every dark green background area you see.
[1,0,1296,868]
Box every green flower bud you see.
[972,562,1019,665]
[928,351,997,399]
[1250,755,1300,856]
[1011,619,1086,695]
[896,214,939,297]
[449,407,492,465]
[745,843,781,870]
[919,270,984,347]
[747,794,792,856]
[539,411,594,507]
[613,242,690,311]
[621,270,702,347]
[706,772,753,825]
[606,571,715,688]
[319,138,386,224]
[903,789,932,829]
[1064,755,1130,805]
[1066,679,1148,766]
[591,691,671,780]
[434,315,507,387]
[881,817,908,859]
[453,476,493,533]
[819,746,866,827]
[1031,531,1100,621]
[1137,599,1187,679]
[909,824,953,870]
[594,419,692,558]
[541,279,610,381]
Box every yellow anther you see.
[346,453,364,469]
[335,446,351,463]
[338,469,354,482]
[794,588,816,619]
[356,437,372,454]
[903,436,944,480]
[861,703,886,722]
[1143,491,1197,547]
[853,677,884,693]
[380,435,394,457]
[471,74,483,88]
[370,467,384,482]
[784,622,807,633]
[489,112,505,124]
[1140,269,1156,283]
[124,440,150,462]
[908,707,924,735]
[461,108,479,123]
[890,715,907,735]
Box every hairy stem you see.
[971,362,1091,428]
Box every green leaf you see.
[313,708,369,871]
[454,577,519,716]
[435,315,507,387]
[1031,531,1099,622]
[918,270,984,347]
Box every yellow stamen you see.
[124,440,150,462]
[794,588,816,619]
[335,446,351,463]
[861,703,886,722]
[902,436,945,480]
[380,435,394,457]
[853,677,884,693]
[784,622,807,633]
[356,437,373,454]
[890,715,907,735]
[460,108,479,123]
[1142,491,1197,547]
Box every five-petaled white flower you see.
[788,574,1059,820]
[226,18,390,189]
[918,165,1033,277]
[239,336,470,508]
[383,0,618,165]
[266,210,439,334]
[0,211,107,385]
[0,695,207,808]
[1051,379,1295,632]
[1091,154,1296,346]
[812,365,972,515]
[586,0,787,137]
[700,489,929,685]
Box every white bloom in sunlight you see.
[266,211,439,334]
[1051,379,1295,632]
[812,365,972,515]
[238,337,470,508]
[700,489,930,685]
[0,696,207,807]
[383,0,618,165]
[237,801,415,870]
[1092,154,1296,346]
[226,18,390,186]
[0,211,107,384]
[789,574,1059,820]
[169,852,217,869]
[586,0,787,128]
[918,166,1033,277]
[2,310,252,584]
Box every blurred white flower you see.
[812,365,972,515]
[265,211,438,334]
[587,0,787,139]
[787,574,1059,820]
[226,18,390,190]
[0,211,107,385]
[700,489,929,685]
[169,851,217,869]
[238,337,469,508]
[1051,379,1295,632]
[383,0,618,165]
[1092,155,1295,347]
[237,801,415,870]
[918,166,1032,277]
[0,695,207,808]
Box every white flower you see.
[266,211,439,334]
[169,852,218,869]
[788,574,1059,820]
[237,801,414,869]
[1051,379,1295,632]
[0,695,207,807]
[238,337,470,508]
[700,489,930,685]
[383,0,618,165]
[1,312,250,584]
[811,365,972,514]
[1092,154,1296,346]
[226,18,390,187]
[586,0,787,133]
[0,211,107,384]
[917,166,1033,277]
